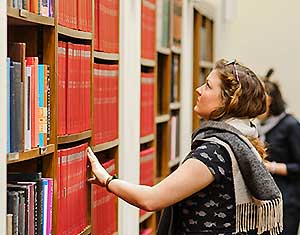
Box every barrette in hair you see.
[225,59,240,82]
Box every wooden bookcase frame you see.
[192,7,214,131]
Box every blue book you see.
[38,65,45,147]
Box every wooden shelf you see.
[155,176,164,184]
[141,58,156,67]
[94,51,119,61]
[78,225,92,235]
[170,102,180,110]
[199,60,213,69]
[58,130,92,144]
[92,139,119,153]
[156,114,170,124]
[139,211,154,223]
[7,7,54,26]
[58,25,92,40]
[157,47,171,55]
[168,157,181,168]
[140,134,155,144]
[171,46,182,54]
[7,144,55,164]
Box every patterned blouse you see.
[174,142,236,235]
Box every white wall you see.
[213,0,300,117]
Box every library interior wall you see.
[213,0,300,117]
[0,0,7,234]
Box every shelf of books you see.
[193,8,214,130]
[6,0,120,234]
[6,0,185,234]
[91,0,120,234]
[139,0,157,233]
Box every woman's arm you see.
[87,147,214,211]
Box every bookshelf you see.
[5,0,186,234]
[192,6,214,130]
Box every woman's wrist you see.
[105,174,118,192]
[270,161,276,174]
[270,161,276,175]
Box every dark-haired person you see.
[87,59,283,235]
[258,79,300,235]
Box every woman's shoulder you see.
[282,113,300,128]
[193,141,228,153]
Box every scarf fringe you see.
[236,198,283,235]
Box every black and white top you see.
[174,142,236,235]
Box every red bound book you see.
[66,42,74,134]
[148,72,155,135]
[99,0,105,51]
[140,147,155,216]
[56,150,62,234]
[107,64,113,141]
[141,2,146,59]
[113,0,119,52]
[26,57,39,148]
[60,148,68,234]
[75,44,80,133]
[94,0,99,50]
[92,63,98,145]
[149,2,156,59]
[87,0,92,32]
[140,72,146,137]
[57,41,65,136]
[113,64,119,140]
[85,45,91,131]
[77,0,82,31]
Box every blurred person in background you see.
[258,69,300,235]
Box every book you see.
[8,172,43,235]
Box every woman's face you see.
[194,69,224,120]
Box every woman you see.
[87,59,283,235]
[259,78,300,235]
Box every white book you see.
[24,66,31,150]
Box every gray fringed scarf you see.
[191,120,283,235]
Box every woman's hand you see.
[86,147,111,187]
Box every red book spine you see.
[66,42,74,134]
[85,45,91,131]
[114,0,119,52]
[26,57,39,148]
[114,64,119,140]
[94,0,99,50]
[56,150,62,234]
[74,44,80,133]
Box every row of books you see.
[170,114,180,161]
[7,44,50,153]
[140,147,155,217]
[93,63,118,146]
[57,143,89,235]
[170,54,180,103]
[156,0,170,49]
[7,172,53,235]
[57,41,91,136]
[141,0,156,60]
[95,0,119,53]
[7,0,54,17]
[140,72,155,137]
[156,0,183,49]
[92,159,117,235]
[58,0,92,32]
[172,0,182,48]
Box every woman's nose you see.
[196,86,202,96]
